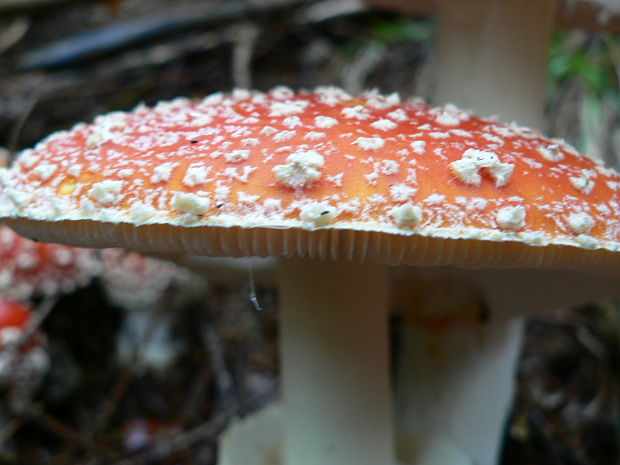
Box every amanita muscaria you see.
[1,87,620,465]
[364,1,617,463]
[101,248,203,372]
[0,225,100,404]
[0,224,100,301]
[0,299,48,401]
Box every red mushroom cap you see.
[0,299,44,353]
[0,225,100,300]
[0,299,32,330]
[1,87,620,275]
[0,298,48,389]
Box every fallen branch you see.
[20,0,310,69]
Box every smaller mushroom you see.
[0,224,100,413]
[0,225,101,301]
[0,299,49,410]
[101,249,204,373]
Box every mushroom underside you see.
[5,218,620,278]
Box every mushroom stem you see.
[278,257,393,465]
[435,0,558,128]
[395,312,524,465]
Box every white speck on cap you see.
[299,201,338,227]
[130,202,156,223]
[151,162,179,184]
[389,203,422,227]
[172,192,211,215]
[389,184,417,202]
[570,172,595,194]
[380,160,400,175]
[411,141,426,155]
[274,130,296,142]
[431,103,470,127]
[225,150,251,163]
[365,91,400,109]
[424,194,446,205]
[67,164,83,178]
[4,189,33,209]
[452,129,473,138]
[33,163,57,181]
[201,92,224,106]
[304,131,326,140]
[269,100,309,116]
[283,116,303,128]
[182,164,211,187]
[429,132,449,139]
[81,198,96,216]
[315,87,352,105]
[269,86,295,100]
[435,111,460,126]
[118,169,135,178]
[237,191,260,204]
[450,149,514,187]
[89,180,124,206]
[188,114,213,127]
[568,212,595,234]
[314,116,339,128]
[354,137,385,151]
[537,145,564,162]
[273,150,325,188]
[224,166,257,183]
[341,105,370,120]
[371,119,397,131]
[387,109,408,121]
[86,112,127,149]
[364,172,379,185]
[577,234,598,249]
[242,138,259,147]
[214,183,231,203]
[496,205,526,231]
[326,173,344,186]
[232,88,251,100]
[19,150,39,169]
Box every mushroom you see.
[367,0,620,128]
[0,224,100,301]
[366,2,620,30]
[363,1,620,462]
[0,224,101,413]
[0,299,49,412]
[101,248,204,372]
[1,88,620,465]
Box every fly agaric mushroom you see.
[101,248,204,372]
[0,225,100,410]
[367,0,620,128]
[363,2,620,462]
[0,299,49,407]
[1,88,620,465]
[368,0,620,35]
[0,224,100,301]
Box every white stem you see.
[278,257,393,465]
[395,315,524,465]
[435,0,558,128]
